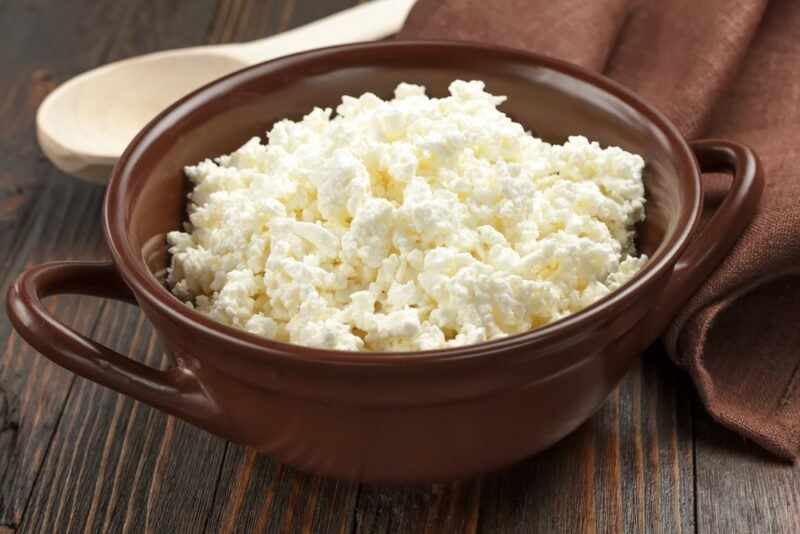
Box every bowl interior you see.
[115,43,694,311]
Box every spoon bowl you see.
[37,47,248,183]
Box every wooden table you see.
[0,1,797,532]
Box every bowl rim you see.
[104,40,701,366]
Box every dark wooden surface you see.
[0,1,797,532]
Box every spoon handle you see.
[230,0,416,64]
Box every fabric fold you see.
[400,0,633,70]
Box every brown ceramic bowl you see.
[7,41,763,483]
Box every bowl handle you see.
[6,260,228,433]
[641,139,765,348]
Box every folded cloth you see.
[400,0,800,459]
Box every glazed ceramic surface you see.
[7,42,763,483]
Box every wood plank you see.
[0,0,129,272]
[279,0,367,32]
[351,350,695,534]
[694,406,800,533]
[0,0,146,524]
[0,179,107,528]
[207,0,282,46]
[0,0,219,529]
[18,302,227,533]
[106,0,220,61]
[205,447,359,533]
[615,347,695,534]
[354,479,481,533]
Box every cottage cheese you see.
[167,80,647,351]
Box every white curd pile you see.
[167,80,647,351]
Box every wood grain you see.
[0,0,225,529]
[19,303,226,533]
[0,1,798,533]
[206,448,359,533]
[694,407,800,534]
[0,0,142,524]
[280,0,364,32]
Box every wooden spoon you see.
[36,0,415,183]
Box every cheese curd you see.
[167,80,647,352]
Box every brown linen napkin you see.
[400,0,800,459]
